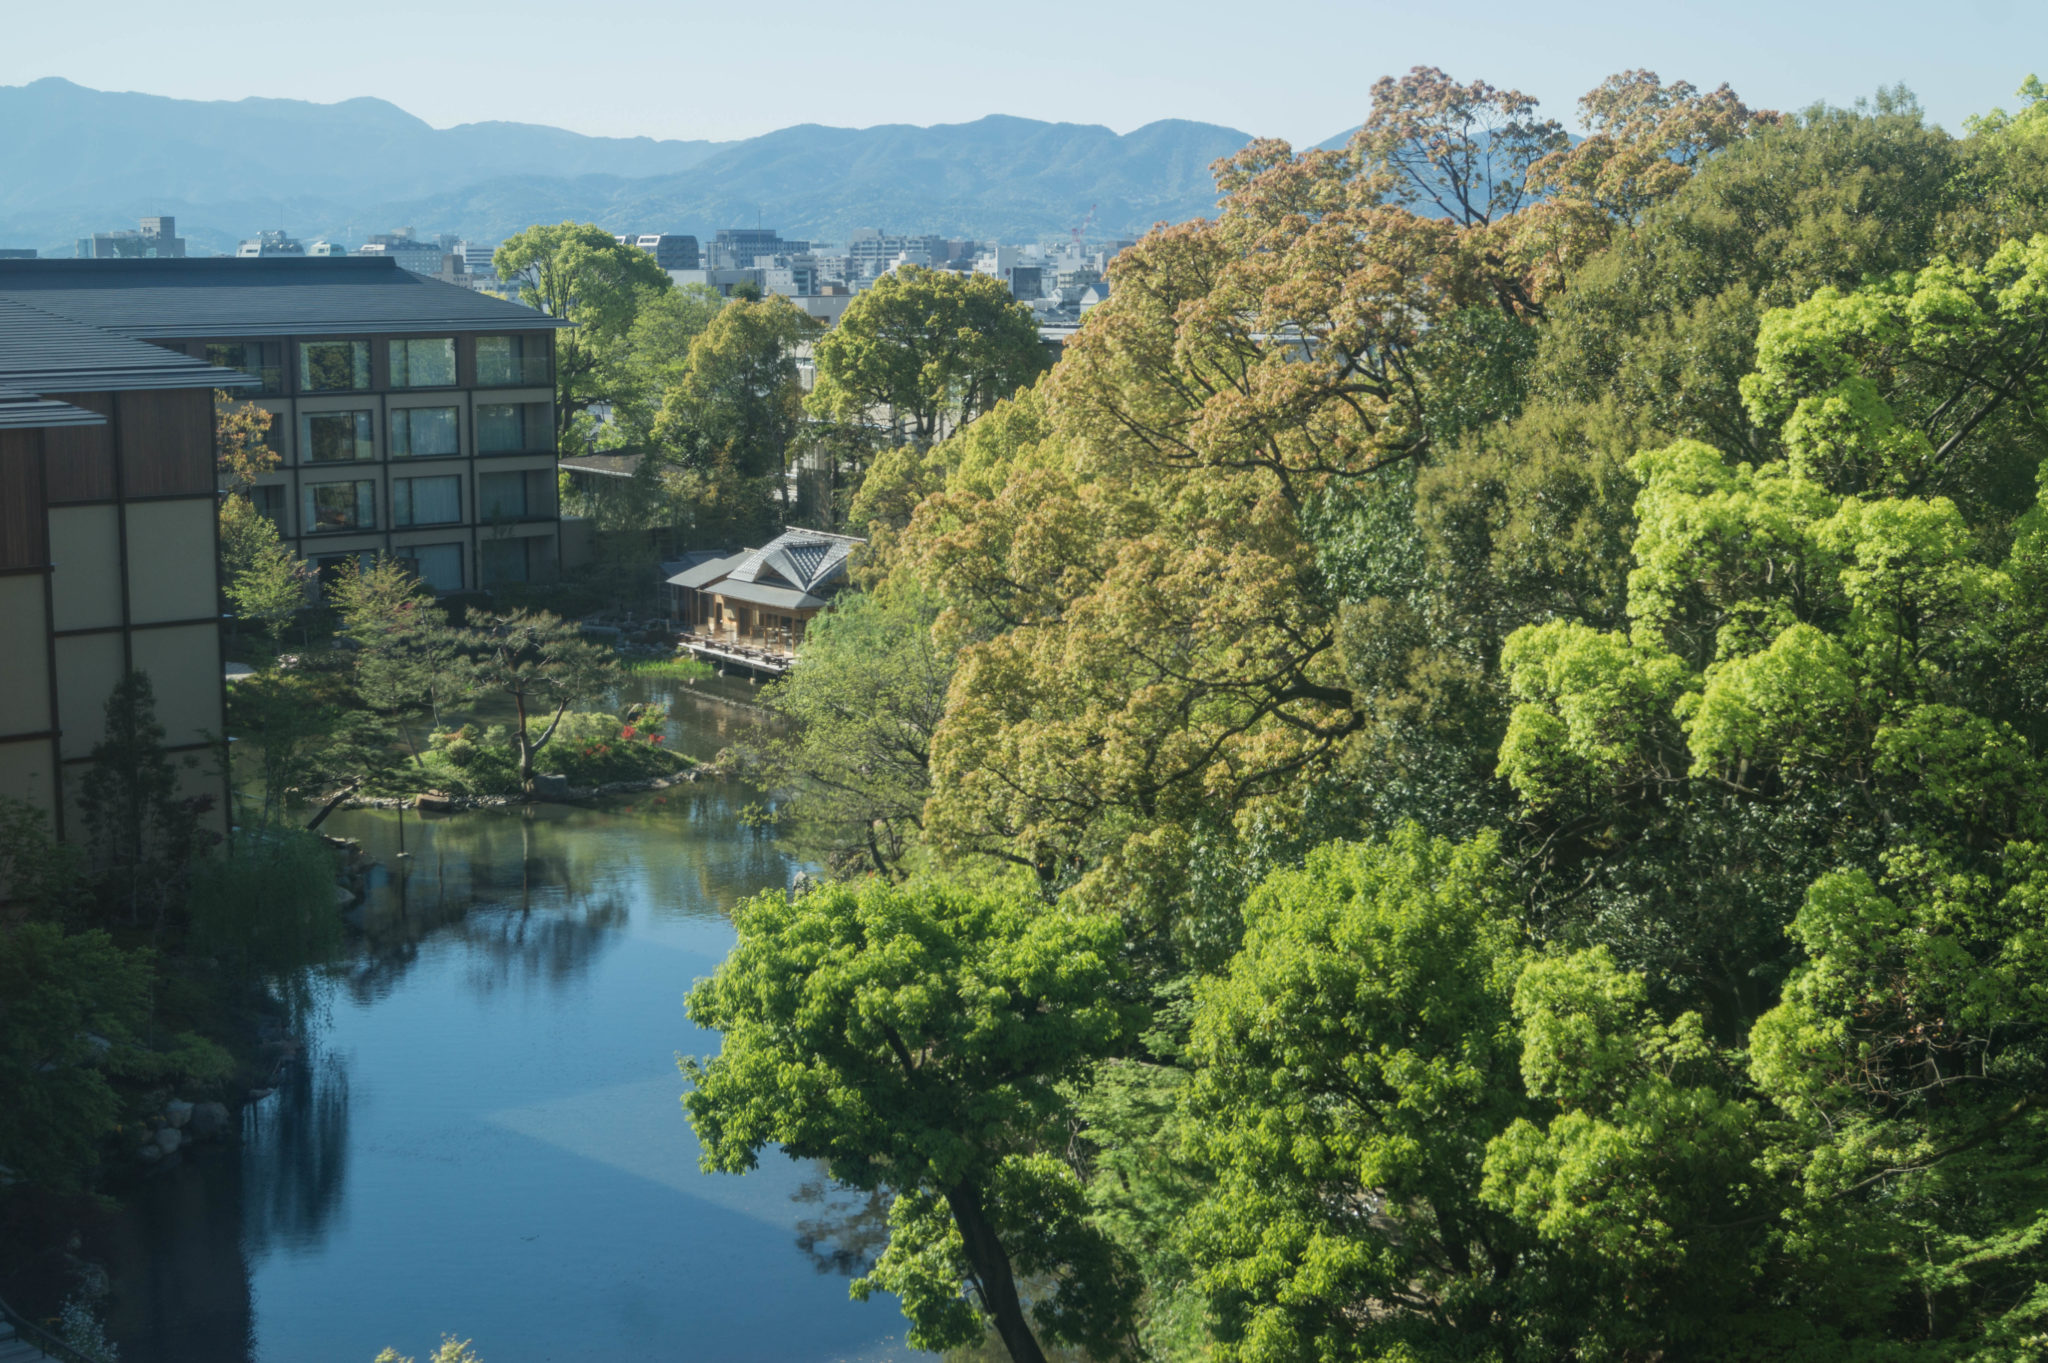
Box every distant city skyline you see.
[4,0,2043,150]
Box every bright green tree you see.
[808,265,1048,446]
[220,493,309,644]
[494,222,672,452]
[682,878,1142,1363]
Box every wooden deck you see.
[676,635,796,677]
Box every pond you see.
[99,676,918,1363]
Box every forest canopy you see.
[688,68,2048,1363]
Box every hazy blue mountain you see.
[371,115,1263,246]
[0,79,1266,255]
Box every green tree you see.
[79,672,202,929]
[329,555,470,763]
[809,266,1048,446]
[743,586,953,877]
[459,610,616,790]
[0,922,153,1192]
[494,223,672,453]
[220,493,310,644]
[682,878,1142,1363]
[651,292,814,535]
[605,281,729,447]
[226,670,393,828]
[1186,829,1532,1361]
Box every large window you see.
[303,480,376,533]
[299,340,371,392]
[399,543,465,594]
[393,475,461,527]
[206,341,284,395]
[390,406,459,457]
[476,335,548,387]
[479,470,527,520]
[390,337,456,388]
[301,410,375,463]
[476,403,528,454]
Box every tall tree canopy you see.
[682,70,2048,1363]
[809,265,1049,445]
[493,223,672,453]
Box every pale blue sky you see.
[7,0,2043,146]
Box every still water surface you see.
[103,679,915,1363]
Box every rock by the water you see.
[190,1101,230,1140]
[164,1099,193,1128]
[154,1127,181,1154]
[533,773,570,800]
[138,1142,161,1164]
[415,790,455,812]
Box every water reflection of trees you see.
[342,812,633,1004]
[790,1177,892,1278]
[243,1051,351,1256]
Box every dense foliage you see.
[687,70,2048,1363]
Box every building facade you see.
[0,257,567,598]
[75,214,187,260]
[0,297,250,841]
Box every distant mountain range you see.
[0,78,1303,256]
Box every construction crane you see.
[1069,204,1097,252]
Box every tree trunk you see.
[942,1179,1047,1363]
[513,688,535,791]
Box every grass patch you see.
[623,655,716,682]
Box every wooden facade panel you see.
[117,388,214,498]
[43,392,116,503]
[0,430,47,569]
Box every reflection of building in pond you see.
[664,528,863,667]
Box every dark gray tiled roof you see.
[0,384,106,429]
[0,257,563,340]
[667,551,751,590]
[711,578,833,612]
[0,297,254,394]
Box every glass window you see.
[303,480,376,532]
[301,410,375,462]
[390,337,456,388]
[299,340,371,391]
[404,543,464,594]
[391,406,459,457]
[479,537,529,585]
[478,471,528,520]
[251,483,287,528]
[393,475,461,527]
[207,341,284,395]
[476,335,538,387]
[476,403,526,453]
